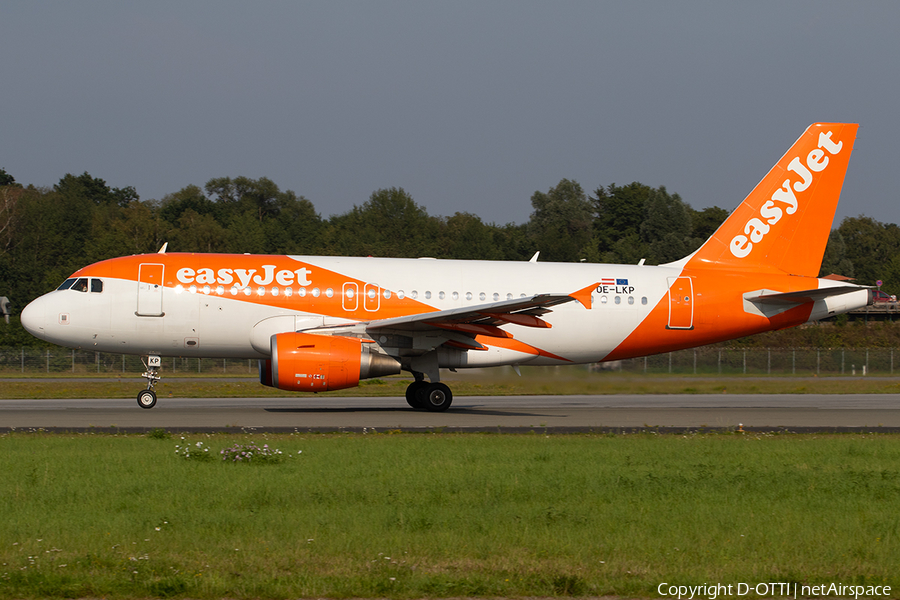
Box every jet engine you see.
[260,331,401,392]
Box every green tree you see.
[593,182,707,264]
[640,186,694,264]
[0,184,26,258]
[593,182,652,259]
[323,188,440,258]
[819,229,855,278]
[55,172,136,208]
[527,179,594,262]
[436,212,503,260]
[265,191,322,254]
[836,216,900,287]
[173,209,228,253]
[0,168,16,187]
[160,185,218,225]
[112,200,169,255]
[205,176,281,222]
[690,205,729,241]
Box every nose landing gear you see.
[137,355,161,409]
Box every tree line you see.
[0,166,897,344]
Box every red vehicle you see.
[872,290,897,303]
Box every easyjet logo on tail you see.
[729,130,843,259]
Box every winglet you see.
[569,282,597,309]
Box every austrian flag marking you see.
[596,278,634,295]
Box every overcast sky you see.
[2,2,898,227]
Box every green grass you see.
[1,432,899,598]
[6,371,900,399]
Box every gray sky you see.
[2,1,898,227]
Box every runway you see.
[2,394,900,432]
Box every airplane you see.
[21,123,870,411]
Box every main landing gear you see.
[137,355,161,409]
[405,375,453,412]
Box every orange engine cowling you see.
[264,331,400,392]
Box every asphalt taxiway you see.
[1,394,899,432]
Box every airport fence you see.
[1,346,899,377]
[606,346,898,376]
[0,347,258,376]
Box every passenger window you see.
[90,279,103,293]
[57,278,76,291]
[72,278,89,292]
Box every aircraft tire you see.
[405,381,428,409]
[422,382,452,412]
[137,389,157,409]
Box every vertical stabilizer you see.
[687,123,858,276]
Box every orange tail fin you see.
[686,123,858,276]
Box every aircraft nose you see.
[20,295,48,338]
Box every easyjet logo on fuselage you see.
[176,265,313,288]
[729,130,843,259]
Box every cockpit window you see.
[57,278,76,291]
[71,278,89,293]
[90,278,103,293]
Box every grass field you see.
[1,432,898,599]
[6,369,900,399]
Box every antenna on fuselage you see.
[529,251,540,263]
[157,243,168,254]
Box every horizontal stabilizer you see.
[750,285,867,305]
[743,285,869,319]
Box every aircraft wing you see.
[304,284,597,361]
[365,293,576,333]
[302,292,583,355]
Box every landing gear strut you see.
[137,355,161,409]
[405,374,453,412]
